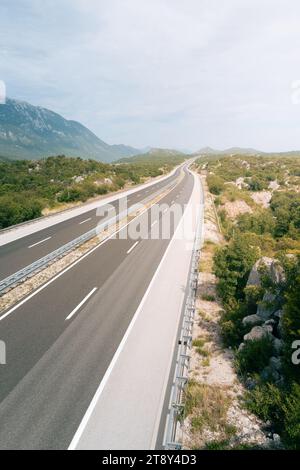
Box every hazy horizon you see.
[1,0,300,152]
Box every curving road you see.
[0,165,197,449]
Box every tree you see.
[214,234,260,304]
[248,176,268,191]
[237,210,276,235]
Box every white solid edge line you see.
[68,170,196,450]
[65,287,97,321]
[126,241,139,255]
[150,172,200,448]
[79,218,92,225]
[28,237,51,249]
[0,174,183,323]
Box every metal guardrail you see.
[0,179,178,295]
[163,203,203,450]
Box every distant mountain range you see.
[0,98,141,162]
[195,146,263,155]
[117,148,185,163]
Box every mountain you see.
[117,148,185,163]
[224,147,263,155]
[0,98,140,162]
[196,146,263,155]
[196,146,220,154]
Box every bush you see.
[201,293,215,301]
[0,195,43,228]
[114,177,126,189]
[57,186,85,203]
[244,285,265,312]
[95,184,109,195]
[219,303,248,347]
[237,211,276,236]
[245,383,284,426]
[236,336,273,374]
[207,175,225,195]
[283,383,300,448]
[214,234,260,304]
[245,382,300,449]
[248,176,268,191]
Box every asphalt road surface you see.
[0,166,181,280]
[0,165,194,449]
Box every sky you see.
[1,0,300,152]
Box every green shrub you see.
[201,293,215,301]
[245,383,284,425]
[236,336,273,374]
[282,383,300,448]
[244,285,265,312]
[0,195,43,228]
[114,177,126,189]
[248,176,268,191]
[245,382,300,449]
[213,234,260,304]
[57,186,85,203]
[219,303,248,347]
[95,184,109,195]
[207,175,225,195]
[237,211,276,236]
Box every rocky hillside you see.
[238,257,286,386]
[193,155,300,449]
[0,98,140,162]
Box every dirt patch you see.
[223,200,253,219]
[251,191,272,208]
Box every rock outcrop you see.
[238,257,286,387]
[242,314,263,328]
[247,257,273,286]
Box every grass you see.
[184,381,231,434]
[192,338,211,357]
[220,183,256,208]
[204,440,230,450]
[201,293,216,302]
[202,357,211,367]
[198,310,209,321]
[199,241,217,273]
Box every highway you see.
[0,166,181,280]
[0,165,196,449]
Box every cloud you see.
[1,0,300,151]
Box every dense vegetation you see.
[0,153,185,229]
[197,154,300,448]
